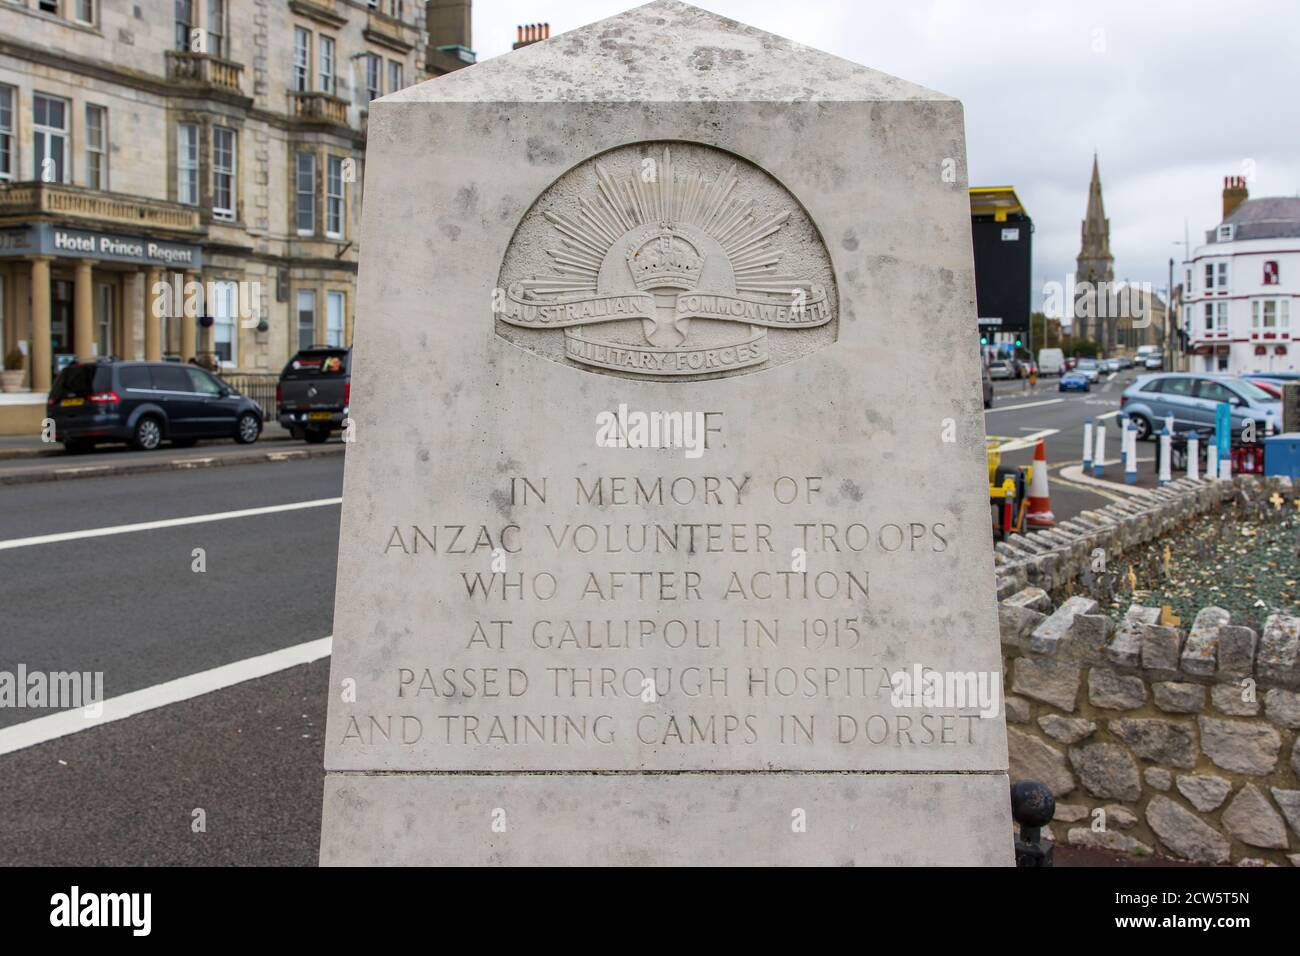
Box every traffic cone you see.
[1026,438,1055,527]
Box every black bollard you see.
[1011,780,1055,867]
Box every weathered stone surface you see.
[1264,688,1300,729]
[1037,714,1096,744]
[1004,695,1032,724]
[1109,718,1197,769]
[1221,784,1289,849]
[1199,717,1281,776]
[1152,681,1205,714]
[1140,623,1182,672]
[1257,613,1300,683]
[1175,774,1232,812]
[1294,736,1300,778]
[998,604,1046,648]
[1211,682,1260,716]
[1007,727,1075,797]
[1088,666,1147,710]
[1181,606,1229,676]
[1101,804,1138,829]
[1030,596,1098,655]
[1144,767,1172,791]
[1270,788,1300,839]
[319,1,1018,866]
[1012,657,1081,712]
[1054,803,1089,823]
[1003,587,1052,613]
[1067,828,1152,855]
[1146,795,1231,864]
[1216,625,1257,677]
[1061,613,1113,660]
[1070,743,1141,801]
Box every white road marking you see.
[987,429,1059,454]
[0,637,333,757]
[0,497,343,552]
[986,398,1065,414]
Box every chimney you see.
[513,21,551,49]
[1222,175,1248,220]
[426,0,474,76]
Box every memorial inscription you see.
[320,0,1011,866]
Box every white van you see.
[1037,348,1065,376]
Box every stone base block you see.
[320,771,1012,866]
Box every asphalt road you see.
[0,379,1142,866]
[986,368,1146,515]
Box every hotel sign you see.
[0,224,203,268]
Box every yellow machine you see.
[987,436,1033,541]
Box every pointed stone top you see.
[386,0,950,103]
[1080,152,1112,262]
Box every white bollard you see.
[1093,421,1107,477]
[1158,428,1171,485]
[1082,419,1094,472]
[1187,432,1199,481]
[1126,422,1140,484]
[1207,442,1218,481]
[1220,449,1232,480]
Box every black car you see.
[277,346,351,443]
[49,359,263,453]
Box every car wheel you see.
[61,438,92,455]
[235,412,261,445]
[132,416,163,451]
[1129,414,1152,441]
[304,428,330,444]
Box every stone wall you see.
[998,474,1299,865]
[994,474,1295,600]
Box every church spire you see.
[1079,153,1113,265]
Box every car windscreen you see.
[282,350,348,380]
[1230,378,1275,402]
[51,365,112,400]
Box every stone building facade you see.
[0,0,469,395]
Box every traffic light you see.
[1014,338,1023,348]
[980,335,988,346]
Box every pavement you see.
[0,374,1152,866]
[0,425,344,484]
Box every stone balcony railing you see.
[290,91,351,128]
[0,182,203,234]
[165,50,245,96]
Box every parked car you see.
[277,346,352,443]
[1142,354,1165,370]
[988,360,1014,380]
[1100,358,1121,373]
[1037,348,1065,376]
[49,359,263,453]
[1074,358,1101,383]
[981,362,993,409]
[1120,373,1280,440]
[1058,371,1091,392]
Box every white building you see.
[1182,177,1298,375]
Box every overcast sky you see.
[468,0,1296,310]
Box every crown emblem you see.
[626,222,703,290]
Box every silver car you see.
[1120,373,1280,440]
[1074,358,1101,382]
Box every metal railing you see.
[220,372,278,417]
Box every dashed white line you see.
[0,497,343,552]
[985,398,1065,414]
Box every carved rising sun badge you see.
[495,145,835,379]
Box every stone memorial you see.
[320,0,1011,865]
